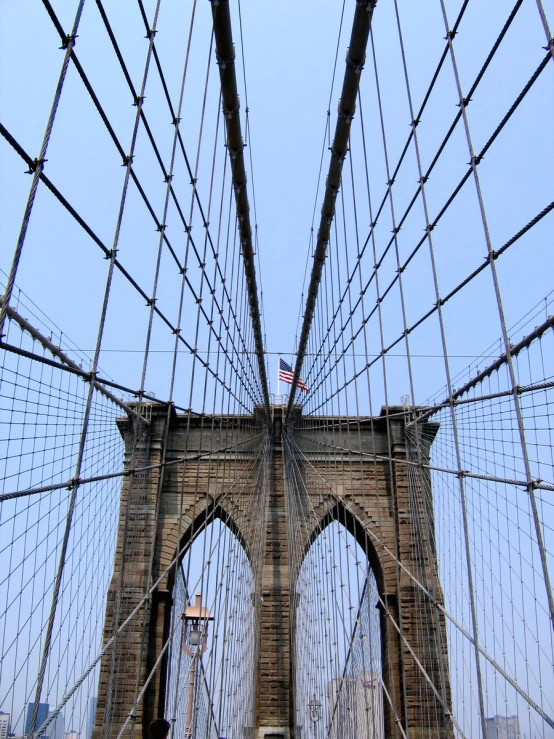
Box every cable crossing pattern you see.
[1,1,553,738]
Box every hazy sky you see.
[1,1,553,736]
[2,0,552,409]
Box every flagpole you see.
[277,354,280,398]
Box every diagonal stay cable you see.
[300,1,543,398]
[31,436,267,739]
[285,432,554,731]
[39,0,263,401]
[0,123,258,413]
[307,191,554,413]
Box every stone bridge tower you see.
[93,404,451,739]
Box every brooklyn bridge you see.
[1,1,553,737]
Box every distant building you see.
[45,711,64,739]
[0,712,10,739]
[327,672,384,739]
[485,715,520,739]
[86,697,97,739]
[24,704,50,737]
[63,731,80,739]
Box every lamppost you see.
[182,593,213,739]
[308,695,322,739]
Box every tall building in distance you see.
[63,732,80,739]
[45,710,64,739]
[485,715,520,739]
[86,697,97,739]
[24,704,50,737]
[0,712,10,739]
[327,672,384,739]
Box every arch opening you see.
[294,519,384,739]
[164,519,257,739]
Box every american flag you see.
[278,358,309,393]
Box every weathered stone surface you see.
[93,405,452,739]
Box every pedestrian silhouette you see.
[149,719,171,739]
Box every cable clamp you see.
[425,223,435,233]
[222,101,240,119]
[60,33,77,50]
[25,157,47,174]
[457,97,471,108]
[337,108,355,124]
[329,146,347,164]
[418,175,428,184]
[345,48,366,75]
[133,94,145,107]
[216,51,236,69]
[145,28,157,40]
[227,144,244,160]
[184,225,192,234]
[410,117,420,128]
[156,224,166,232]
[469,154,482,166]
[122,154,133,167]
[172,116,181,126]
[337,98,356,122]
[543,38,554,51]
[445,30,456,40]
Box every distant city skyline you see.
[0,712,10,739]
[485,714,520,739]
[327,672,383,739]
[24,704,49,738]
[46,710,64,739]
[86,698,96,739]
